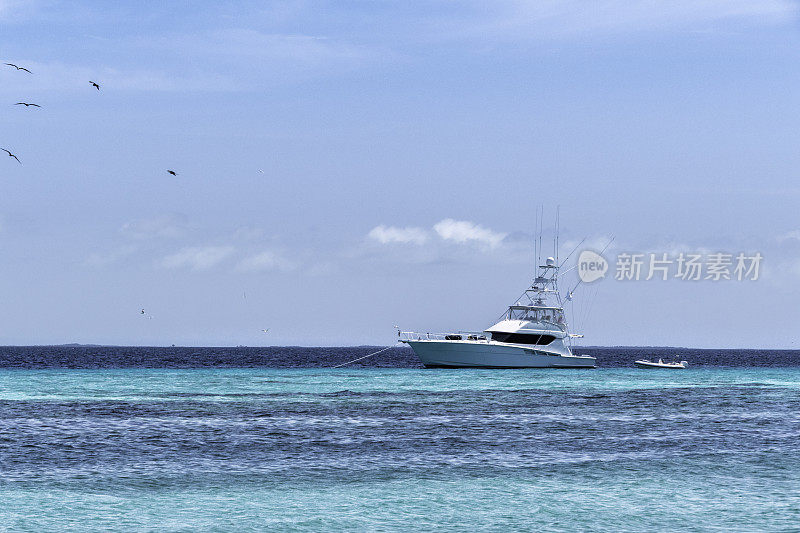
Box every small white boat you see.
[635,358,688,369]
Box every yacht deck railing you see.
[399,331,490,343]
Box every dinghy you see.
[634,358,688,369]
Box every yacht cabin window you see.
[490,333,556,345]
[507,307,564,324]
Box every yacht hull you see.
[406,340,596,368]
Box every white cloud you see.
[161,246,236,271]
[208,29,370,63]
[85,244,139,267]
[367,219,509,254]
[433,219,507,248]
[0,27,374,97]
[232,226,266,242]
[121,214,189,240]
[778,230,800,242]
[236,251,295,272]
[560,235,617,260]
[103,67,239,92]
[368,225,429,245]
[0,0,30,19]
[131,28,376,89]
[439,0,797,41]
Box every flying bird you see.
[15,102,40,107]
[141,309,146,314]
[89,81,100,90]
[167,170,177,176]
[5,63,31,73]
[261,329,270,334]
[2,148,21,164]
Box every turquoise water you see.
[2,368,799,531]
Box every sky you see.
[1,0,800,348]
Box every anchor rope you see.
[331,344,399,368]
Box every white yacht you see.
[399,256,596,368]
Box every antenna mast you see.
[554,206,560,266]
[537,207,543,267]
[534,205,539,273]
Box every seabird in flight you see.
[167,170,177,176]
[5,63,31,73]
[2,148,21,164]
[15,102,40,107]
[90,81,100,90]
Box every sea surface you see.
[1,346,799,531]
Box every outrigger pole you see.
[564,236,616,301]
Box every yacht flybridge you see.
[399,255,597,368]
